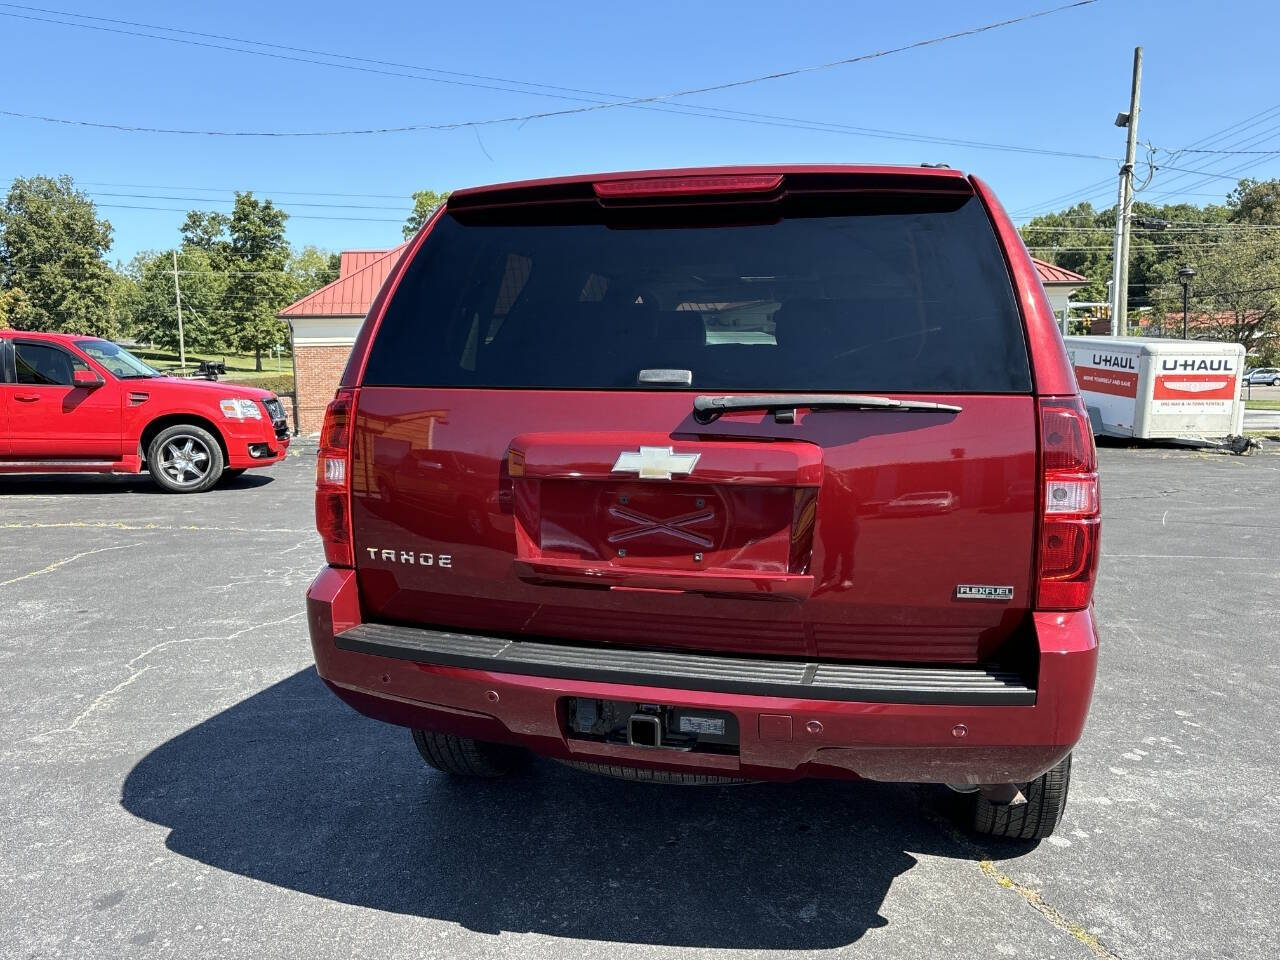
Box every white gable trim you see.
[289,314,364,347]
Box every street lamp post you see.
[1177,265,1197,340]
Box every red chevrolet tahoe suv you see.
[306,166,1100,839]
[0,331,290,492]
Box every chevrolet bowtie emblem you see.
[611,446,701,480]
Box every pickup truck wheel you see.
[971,753,1071,840]
[411,730,526,778]
[147,425,224,493]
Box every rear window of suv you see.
[363,193,1031,393]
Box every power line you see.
[0,2,622,96]
[2,0,1119,167]
[84,190,408,211]
[1013,104,1280,219]
[1011,212,1111,223]
[0,1,1107,139]
[5,264,314,276]
[1143,106,1280,195]
[1145,282,1280,297]
[1023,223,1280,233]
[1173,148,1280,155]
[1153,160,1280,184]
[1017,156,1271,219]
[1162,217,1276,227]
[0,5,879,142]
[0,5,1119,161]
[0,108,1116,157]
[0,0,1108,161]
[1,176,414,200]
[1177,103,1280,148]
[93,202,402,223]
[1029,243,1277,254]
[0,1,1108,137]
[2,1,1056,140]
[0,8,635,103]
[1007,121,1263,217]
[1008,175,1117,217]
[1142,118,1280,202]
[1084,278,1280,291]
[1031,235,1280,245]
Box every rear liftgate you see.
[507,434,821,600]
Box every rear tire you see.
[147,424,224,493]
[970,753,1071,840]
[411,730,525,778]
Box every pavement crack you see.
[913,793,1121,960]
[0,543,141,588]
[977,859,1120,959]
[123,611,307,673]
[27,611,306,740]
[54,666,156,735]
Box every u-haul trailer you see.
[1063,336,1245,441]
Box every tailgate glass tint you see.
[364,194,1030,393]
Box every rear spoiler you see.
[446,166,973,214]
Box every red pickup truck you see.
[306,165,1100,839]
[0,331,289,492]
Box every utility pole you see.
[1109,46,1143,337]
[171,249,186,373]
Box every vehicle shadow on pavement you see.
[122,668,1017,950]
[0,473,273,495]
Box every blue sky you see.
[4,0,1279,263]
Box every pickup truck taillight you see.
[316,388,355,567]
[1036,397,1100,611]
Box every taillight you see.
[1036,397,1100,610]
[316,389,355,567]
[593,173,783,200]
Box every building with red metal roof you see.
[1031,257,1089,287]
[278,244,406,432]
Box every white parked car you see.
[1244,367,1280,386]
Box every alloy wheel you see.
[159,435,212,488]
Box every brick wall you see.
[294,343,353,434]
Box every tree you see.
[106,266,142,340]
[1020,196,1233,319]
[128,195,316,367]
[1148,231,1280,347]
[1018,202,1113,302]
[127,248,229,354]
[1228,179,1280,225]
[224,193,293,370]
[162,207,237,349]
[403,189,450,239]
[287,245,340,294]
[0,175,117,336]
[180,210,232,260]
[0,287,31,327]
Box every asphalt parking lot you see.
[2,445,1277,960]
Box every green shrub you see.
[223,373,295,395]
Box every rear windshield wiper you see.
[692,394,963,424]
